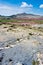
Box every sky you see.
[0,0,43,16]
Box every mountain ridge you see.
[0,13,43,20]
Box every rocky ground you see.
[0,24,43,65]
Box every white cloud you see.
[21,2,29,7]
[0,5,11,10]
[39,4,43,8]
[20,2,33,8]
[0,4,33,16]
[0,4,22,16]
[28,4,33,8]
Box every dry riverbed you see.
[0,24,43,65]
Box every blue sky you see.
[0,0,43,16]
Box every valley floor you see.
[0,24,43,65]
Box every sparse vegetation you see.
[4,26,7,28]
[29,33,33,35]
[32,60,36,65]
[32,60,39,65]
[0,17,43,24]
[9,59,12,62]
[17,38,20,41]
[0,56,3,62]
